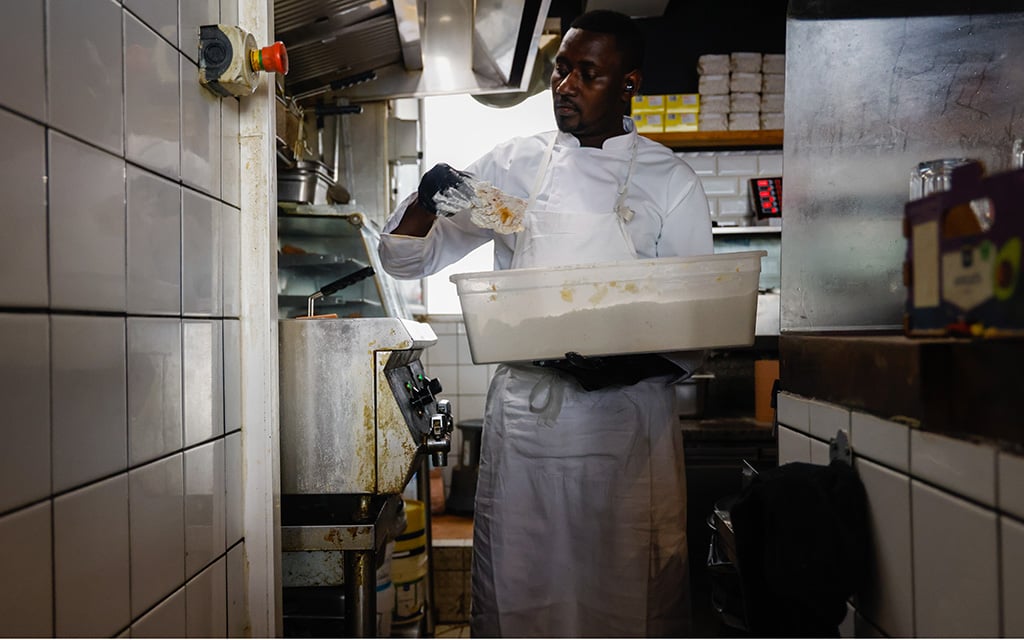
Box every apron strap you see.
[527,133,558,209]
[528,372,567,428]
[517,129,640,264]
[614,133,640,257]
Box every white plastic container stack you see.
[450,251,767,364]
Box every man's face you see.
[550,29,632,147]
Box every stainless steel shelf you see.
[712,226,782,235]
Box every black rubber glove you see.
[417,163,475,216]
[533,352,682,392]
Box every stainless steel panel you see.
[782,13,1024,332]
[278,318,437,495]
[332,0,551,101]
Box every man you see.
[379,10,712,637]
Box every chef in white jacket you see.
[379,9,712,637]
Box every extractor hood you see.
[275,0,552,104]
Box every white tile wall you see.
[911,429,997,507]
[125,0,179,44]
[777,425,811,464]
[777,391,810,433]
[51,315,128,492]
[185,439,226,578]
[850,411,909,472]
[808,399,849,442]
[223,204,242,316]
[0,0,45,120]
[226,432,244,546]
[48,131,127,312]
[782,395,1021,639]
[186,556,228,637]
[0,111,47,306]
[675,150,783,224]
[912,479,999,637]
[0,1,249,635]
[183,319,224,446]
[0,501,53,636]
[129,455,186,616]
[0,314,50,513]
[180,54,222,196]
[125,11,181,179]
[458,363,490,395]
[132,587,186,638]
[854,458,914,637]
[128,166,183,315]
[998,451,1024,521]
[223,320,242,431]
[182,190,223,316]
[54,474,131,637]
[178,0,219,65]
[1002,516,1024,637]
[128,317,184,465]
[47,0,124,155]
[809,438,831,465]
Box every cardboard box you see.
[632,112,664,133]
[631,94,666,114]
[664,111,698,132]
[904,162,1024,337]
[665,93,700,113]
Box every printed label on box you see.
[665,94,700,112]
[942,241,996,311]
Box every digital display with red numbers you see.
[749,177,782,218]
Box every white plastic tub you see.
[449,250,767,364]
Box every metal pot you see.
[278,160,336,204]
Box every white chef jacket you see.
[379,120,712,276]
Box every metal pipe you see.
[417,456,437,635]
[343,549,376,637]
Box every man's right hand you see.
[418,163,476,216]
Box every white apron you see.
[470,131,691,638]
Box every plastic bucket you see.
[392,500,428,627]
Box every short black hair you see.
[569,10,645,71]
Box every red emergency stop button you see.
[252,41,288,75]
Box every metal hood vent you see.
[275,0,552,104]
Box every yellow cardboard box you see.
[631,94,666,114]
[665,93,700,113]
[632,112,665,133]
[664,111,699,132]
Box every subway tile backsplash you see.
[800,395,1024,639]
[0,110,47,307]
[676,149,783,225]
[0,1,245,635]
[48,0,125,155]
